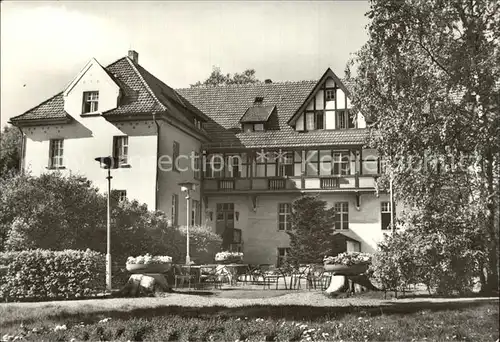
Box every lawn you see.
[1,291,498,341]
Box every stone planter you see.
[126,263,172,274]
[216,258,242,265]
[323,263,369,275]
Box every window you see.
[49,139,64,168]
[254,96,264,104]
[278,203,292,231]
[113,136,128,166]
[305,111,324,131]
[278,151,294,177]
[306,112,315,131]
[204,154,223,178]
[171,194,178,226]
[336,110,356,129]
[334,202,349,230]
[82,91,99,113]
[173,141,180,172]
[305,150,319,176]
[194,118,202,129]
[381,201,392,230]
[116,190,127,202]
[254,123,264,131]
[325,89,335,101]
[194,152,201,180]
[333,152,350,175]
[277,248,290,267]
[191,199,200,226]
[315,111,324,129]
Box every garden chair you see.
[261,264,281,290]
[290,265,311,290]
[198,266,222,290]
[173,265,196,289]
[306,264,328,290]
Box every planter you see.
[0,265,8,276]
[216,258,243,265]
[323,263,369,275]
[126,263,172,274]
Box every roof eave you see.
[10,116,73,127]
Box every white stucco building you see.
[11,50,396,265]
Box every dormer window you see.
[240,104,276,133]
[82,91,99,113]
[254,123,264,131]
[254,96,264,105]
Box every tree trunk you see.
[482,152,499,295]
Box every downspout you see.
[16,127,26,174]
[152,113,160,211]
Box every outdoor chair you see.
[198,266,222,290]
[173,265,196,289]
[290,265,311,290]
[306,264,328,290]
[261,265,281,290]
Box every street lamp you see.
[94,156,119,291]
[178,181,197,265]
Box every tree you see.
[0,172,222,265]
[190,66,260,87]
[0,125,21,174]
[286,195,336,265]
[347,0,499,293]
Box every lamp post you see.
[95,156,119,291]
[178,181,196,265]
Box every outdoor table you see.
[203,263,248,286]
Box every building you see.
[10,51,395,265]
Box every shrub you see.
[175,225,222,264]
[0,249,105,301]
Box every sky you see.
[0,1,370,128]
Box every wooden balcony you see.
[203,175,376,194]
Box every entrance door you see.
[216,203,235,250]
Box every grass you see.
[1,292,498,341]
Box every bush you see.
[175,225,222,264]
[0,249,105,301]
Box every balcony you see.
[203,175,376,194]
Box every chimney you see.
[128,50,139,64]
[264,79,272,84]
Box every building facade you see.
[11,51,395,265]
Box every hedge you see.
[0,249,105,301]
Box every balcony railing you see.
[268,179,286,190]
[218,180,235,191]
[203,175,375,193]
[320,177,339,189]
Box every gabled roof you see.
[287,68,352,126]
[176,78,368,149]
[10,55,207,127]
[240,105,276,123]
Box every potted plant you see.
[215,251,243,264]
[323,252,372,275]
[126,254,172,274]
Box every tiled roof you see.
[11,56,205,125]
[176,81,369,148]
[240,105,275,123]
[10,92,68,122]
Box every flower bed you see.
[215,251,243,264]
